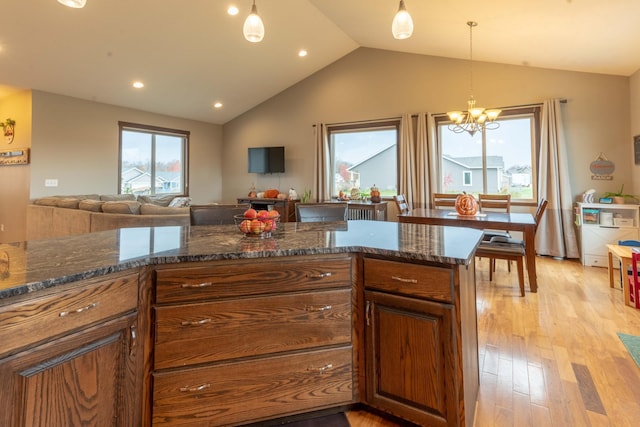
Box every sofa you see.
[27,194,191,240]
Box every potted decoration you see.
[604,185,638,204]
[370,185,381,203]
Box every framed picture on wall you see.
[635,135,640,165]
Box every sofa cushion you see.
[168,196,191,208]
[33,197,62,207]
[78,199,105,212]
[100,194,137,202]
[101,200,141,215]
[140,203,189,215]
[55,198,80,209]
[137,194,176,207]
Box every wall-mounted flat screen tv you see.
[248,146,285,173]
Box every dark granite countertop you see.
[0,220,483,300]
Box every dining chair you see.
[394,194,410,214]
[295,202,348,222]
[628,251,640,309]
[190,204,250,225]
[478,193,512,272]
[432,193,459,209]
[475,199,548,296]
[619,239,640,287]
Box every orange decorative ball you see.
[455,192,478,216]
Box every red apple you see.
[244,208,257,219]
[263,219,273,232]
[250,219,264,234]
[239,219,251,234]
[267,210,280,218]
[257,210,269,219]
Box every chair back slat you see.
[478,194,511,213]
[394,194,410,214]
[432,193,458,209]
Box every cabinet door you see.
[0,313,140,427]
[365,290,456,427]
[581,226,638,266]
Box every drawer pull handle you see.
[307,272,332,279]
[391,275,418,284]
[307,363,333,374]
[180,282,213,289]
[305,305,332,312]
[59,302,98,317]
[179,383,211,393]
[181,318,212,326]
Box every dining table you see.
[398,208,539,292]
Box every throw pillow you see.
[55,198,80,209]
[101,201,142,215]
[140,204,188,215]
[168,197,191,208]
[78,199,105,212]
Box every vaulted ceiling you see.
[2,0,639,125]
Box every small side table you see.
[606,244,634,306]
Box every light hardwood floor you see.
[347,256,640,427]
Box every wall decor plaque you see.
[0,148,29,165]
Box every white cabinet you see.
[576,203,640,266]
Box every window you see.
[328,120,399,199]
[435,107,540,202]
[118,122,189,196]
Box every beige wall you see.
[30,91,223,203]
[0,90,32,243]
[630,69,640,196]
[222,48,632,207]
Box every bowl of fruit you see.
[235,208,280,238]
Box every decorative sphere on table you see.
[455,192,478,216]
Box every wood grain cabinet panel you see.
[152,346,353,426]
[154,289,352,369]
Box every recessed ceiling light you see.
[228,5,239,15]
[132,81,144,89]
[213,102,223,109]
[298,49,308,57]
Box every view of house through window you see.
[436,108,539,202]
[328,121,398,199]
[119,123,188,196]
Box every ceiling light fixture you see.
[447,21,501,136]
[57,0,87,8]
[243,0,264,43]
[392,0,413,40]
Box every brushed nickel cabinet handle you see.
[129,325,137,356]
[179,383,211,393]
[181,318,212,326]
[59,302,98,317]
[307,272,332,279]
[391,275,418,284]
[306,364,333,374]
[304,305,332,312]
[180,282,213,288]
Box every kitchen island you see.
[0,220,483,427]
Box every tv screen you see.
[248,146,285,173]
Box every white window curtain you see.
[399,114,416,209]
[313,123,331,203]
[399,113,435,210]
[537,99,580,258]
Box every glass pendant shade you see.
[392,0,413,40]
[57,0,87,8]
[243,2,265,43]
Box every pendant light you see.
[57,0,86,8]
[392,0,413,40]
[243,0,265,43]
[447,22,501,136]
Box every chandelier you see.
[392,0,413,40]
[244,0,265,43]
[447,22,501,136]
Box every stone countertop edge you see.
[0,220,483,300]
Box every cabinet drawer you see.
[152,346,353,426]
[364,258,453,303]
[154,289,352,369]
[0,272,138,357]
[155,257,352,303]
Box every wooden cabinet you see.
[151,256,354,426]
[237,197,297,222]
[0,272,142,427]
[576,203,640,266]
[363,257,478,427]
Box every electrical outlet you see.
[45,179,58,187]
